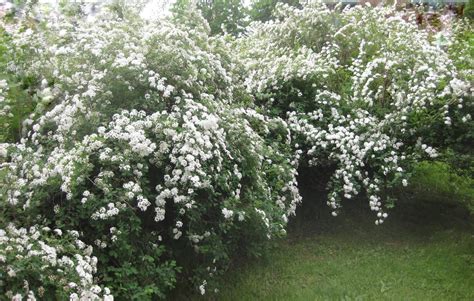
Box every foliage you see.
[465,0,474,20]
[173,0,249,35]
[249,0,301,22]
[0,26,36,143]
[406,161,474,212]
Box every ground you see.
[214,211,474,300]
[177,175,474,300]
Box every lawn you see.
[180,197,474,301]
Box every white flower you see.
[199,115,219,131]
[0,144,7,158]
[222,208,234,219]
[199,280,207,295]
[12,294,22,301]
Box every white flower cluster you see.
[91,202,125,221]
[0,77,14,141]
[0,79,8,110]
[0,224,112,300]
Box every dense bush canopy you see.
[0,1,472,300]
[235,3,472,222]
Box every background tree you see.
[249,0,301,22]
[173,0,249,35]
[465,0,474,19]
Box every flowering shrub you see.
[235,3,472,223]
[0,3,300,299]
[0,224,113,300]
[0,1,472,299]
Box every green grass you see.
[179,199,474,301]
[216,232,473,300]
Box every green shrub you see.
[0,26,37,143]
[407,161,474,213]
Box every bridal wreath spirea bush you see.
[0,224,113,300]
[235,3,472,223]
[0,6,300,299]
[0,1,472,300]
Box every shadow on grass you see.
[290,166,473,241]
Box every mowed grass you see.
[183,199,474,301]
[215,230,473,300]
